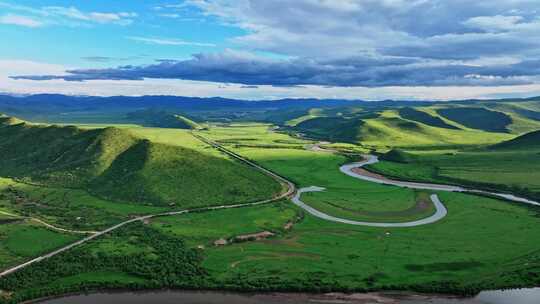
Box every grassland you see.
[198,125,540,295]
[201,123,312,149]
[369,148,540,200]
[4,189,539,302]
[398,107,459,130]
[436,107,513,133]
[1,116,540,303]
[285,108,324,126]
[0,177,167,230]
[0,221,79,270]
[0,116,285,290]
[126,109,203,129]
[202,125,441,223]
[203,191,540,294]
[151,202,299,247]
[288,109,513,150]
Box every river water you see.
[39,288,540,304]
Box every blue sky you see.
[0,1,240,67]
[2,0,540,100]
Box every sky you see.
[2,0,540,100]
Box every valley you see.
[0,97,540,304]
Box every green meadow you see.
[3,191,539,302]
[203,191,540,293]
[151,202,298,247]
[1,106,540,303]
[0,221,79,270]
[369,149,540,200]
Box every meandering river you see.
[30,148,540,304]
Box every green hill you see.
[0,115,279,207]
[398,107,459,130]
[127,110,202,129]
[173,114,203,130]
[292,116,365,143]
[0,114,24,126]
[490,130,540,150]
[436,107,512,133]
[90,139,277,207]
[289,110,511,149]
[380,149,417,163]
[0,120,138,187]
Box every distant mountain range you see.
[2,93,539,113]
[1,93,540,130]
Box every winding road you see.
[0,135,295,278]
[0,211,98,234]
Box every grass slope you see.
[91,139,279,207]
[2,123,540,301]
[436,107,512,133]
[293,116,365,143]
[0,221,79,270]
[0,115,280,208]
[398,107,459,130]
[490,130,540,150]
[356,111,510,149]
[370,147,540,200]
[0,119,138,187]
[287,110,512,149]
[127,110,202,129]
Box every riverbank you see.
[31,288,540,304]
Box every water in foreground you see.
[39,288,540,304]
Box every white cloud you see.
[43,6,137,26]
[158,13,181,19]
[184,0,540,62]
[0,3,137,27]
[0,59,67,77]
[464,15,524,32]
[0,14,43,28]
[127,36,216,47]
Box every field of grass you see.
[302,190,437,223]
[203,125,439,223]
[127,126,210,149]
[203,191,540,293]
[0,177,167,230]
[286,109,513,150]
[480,102,540,133]
[285,108,324,126]
[90,139,279,208]
[436,107,513,133]
[151,202,298,247]
[0,221,79,270]
[490,129,540,150]
[1,115,540,303]
[398,107,459,130]
[4,189,539,302]
[126,109,203,130]
[369,149,540,199]
[201,123,312,149]
[358,111,512,150]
